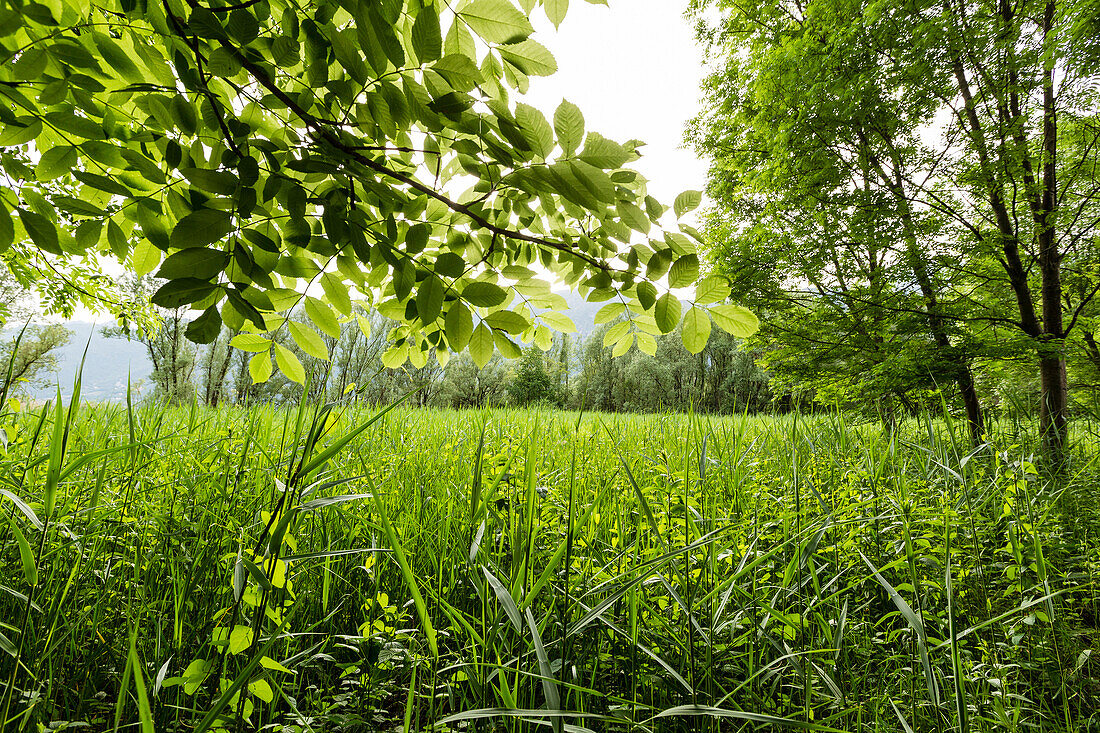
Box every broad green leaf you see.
[637,281,657,310]
[554,100,584,156]
[0,206,12,252]
[412,6,443,61]
[249,352,272,383]
[617,201,650,234]
[171,209,233,249]
[595,301,626,325]
[17,209,60,255]
[156,247,228,281]
[580,133,630,169]
[446,302,474,350]
[227,625,253,655]
[611,330,634,357]
[185,307,223,344]
[695,275,730,304]
[498,39,557,76]
[668,254,700,288]
[305,297,341,339]
[637,331,657,355]
[674,190,702,218]
[274,342,306,383]
[709,303,759,338]
[603,319,630,347]
[681,306,711,354]
[459,0,534,43]
[431,55,484,91]
[36,145,78,181]
[539,310,577,333]
[493,330,522,358]
[416,276,446,324]
[131,239,161,276]
[0,119,42,147]
[545,0,568,27]
[249,678,273,704]
[230,333,272,352]
[320,273,352,315]
[654,293,680,334]
[484,309,530,334]
[516,104,554,158]
[470,322,494,367]
[151,278,218,309]
[288,321,329,360]
[462,281,507,307]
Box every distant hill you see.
[11,293,607,402]
[9,322,153,402]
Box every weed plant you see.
[0,386,1098,731]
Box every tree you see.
[104,275,197,403]
[508,345,557,405]
[1,0,755,398]
[0,322,72,395]
[690,0,1100,465]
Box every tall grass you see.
[0,392,1097,731]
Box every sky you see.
[523,0,711,208]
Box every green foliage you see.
[0,0,754,386]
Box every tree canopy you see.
[0,0,758,386]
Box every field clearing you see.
[1,400,1098,732]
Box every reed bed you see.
[1,392,1098,732]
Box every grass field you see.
[1,394,1098,732]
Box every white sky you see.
[524,0,709,207]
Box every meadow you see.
[1,393,1098,732]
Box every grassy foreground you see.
[0,396,1098,732]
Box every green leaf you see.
[249,352,272,383]
[695,275,730,304]
[494,330,522,358]
[539,310,577,333]
[654,293,680,334]
[462,281,507,307]
[274,342,306,383]
[18,209,60,255]
[180,168,238,195]
[637,281,657,310]
[171,209,233,249]
[446,302,474,350]
[230,333,272,352]
[709,303,759,338]
[412,6,443,61]
[498,39,557,77]
[305,297,341,339]
[227,625,254,655]
[470,322,494,367]
[185,307,223,344]
[554,100,584,156]
[617,201,650,233]
[580,133,630,169]
[545,0,568,28]
[131,239,161,276]
[36,145,78,181]
[484,309,530,334]
[516,104,554,158]
[674,190,702,218]
[0,206,12,252]
[681,306,711,354]
[288,321,329,360]
[156,247,228,280]
[151,278,218,309]
[416,276,446,325]
[595,301,625,324]
[431,55,484,91]
[459,0,534,43]
[5,515,36,586]
[668,254,700,288]
[0,119,42,147]
[249,678,273,704]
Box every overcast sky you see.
[523,0,710,207]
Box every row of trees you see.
[111,294,773,413]
[688,0,1100,465]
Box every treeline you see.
[110,305,772,414]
